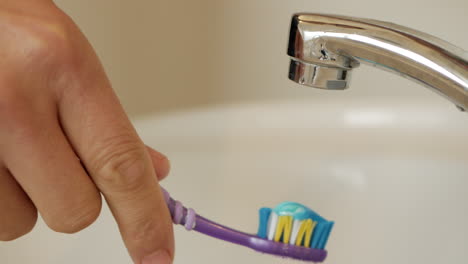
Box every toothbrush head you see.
[194,214,329,262]
[257,202,334,250]
[162,188,333,262]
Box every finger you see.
[57,46,174,262]
[2,103,102,234]
[0,166,37,241]
[146,146,171,181]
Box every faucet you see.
[287,13,468,111]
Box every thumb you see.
[146,146,171,182]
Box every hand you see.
[0,1,174,263]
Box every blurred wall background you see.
[53,0,467,118]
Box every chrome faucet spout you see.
[287,13,468,111]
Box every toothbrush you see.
[161,188,334,262]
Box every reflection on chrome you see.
[287,14,468,112]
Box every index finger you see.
[55,39,174,263]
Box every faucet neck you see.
[288,14,468,111]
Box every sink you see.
[140,98,468,264]
[1,98,467,264]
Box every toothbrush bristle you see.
[266,212,278,240]
[257,203,334,250]
[290,219,301,245]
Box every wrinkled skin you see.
[0,1,174,263]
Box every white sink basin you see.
[138,98,468,264]
[2,98,467,264]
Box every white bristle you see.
[267,212,278,240]
[289,219,302,245]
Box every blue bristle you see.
[318,221,334,249]
[257,207,271,239]
[311,221,326,249]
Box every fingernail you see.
[142,250,172,264]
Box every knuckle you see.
[127,218,160,243]
[4,13,72,63]
[89,134,149,192]
[1,8,83,84]
[124,213,173,248]
[0,210,38,241]
[25,25,70,61]
[47,197,102,234]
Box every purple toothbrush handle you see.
[162,188,327,262]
